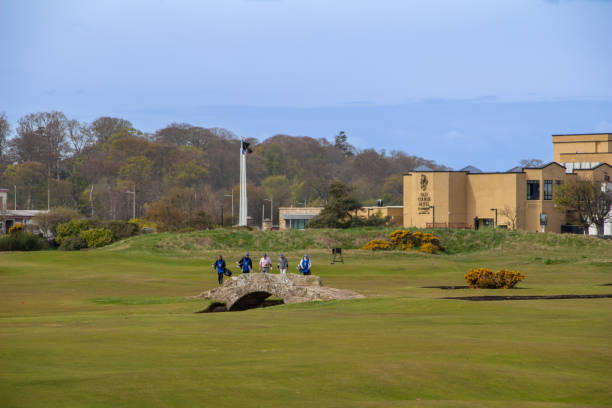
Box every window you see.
[555,180,562,186]
[481,218,495,227]
[289,218,307,230]
[543,180,552,200]
[527,180,540,200]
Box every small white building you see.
[0,188,47,234]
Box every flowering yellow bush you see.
[465,267,526,289]
[419,242,437,253]
[8,223,23,234]
[362,230,444,253]
[360,239,393,250]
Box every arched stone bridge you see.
[194,273,364,311]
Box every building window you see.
[527,180,540,200]
[289,218,307,230]
[481,218,495,227]
[555,180,562,186]
[543,180,552,200]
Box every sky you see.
[1,0,611,171]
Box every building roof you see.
[2,210,47,217]
[282,214,319,220]
[459,165,483,173]
[413,165,433,171]
[522,161,566,170]
[552,132,611,136]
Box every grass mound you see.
[110,227,610,255]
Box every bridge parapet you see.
[194,273,364,311]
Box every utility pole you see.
[264,198,272,228]
[14,185,17,210]
[126,184,136,219]
[90,185,94,218]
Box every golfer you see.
[212,255,226,285]
[259,253,272,273]
[277,253,288,274]
[237,252,253,274]
[297,254,311,275]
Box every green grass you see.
[1,229,611,407]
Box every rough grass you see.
[1,229,611,407]
[111,227,609,255]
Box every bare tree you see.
[0,112,10,161]
[66,120,94,154]
[12,111,69,179]
[520,159,544,168]
[555,179,612,235]
[500,204,523,229]
[89,117,132,144]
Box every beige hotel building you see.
[403,133,612,234]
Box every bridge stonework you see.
[194,273,364,311]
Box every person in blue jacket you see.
[237,252,253,274]
[212,255,226,284]
[297,254,311,275]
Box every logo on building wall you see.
[418,175,431,214]
[420,174,428,191]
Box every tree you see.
[2,162,47,209]
[500,204,523,229]
[307,181,362,228]
[381,174,404,205]
[154,123,213,149]
[66,119,94,154]
[34,206,82,238]
[89,117,132,144]
[520,159,544,168]
[555,179,612,236]
[11,111,69,179]
[0,112,10,162]
[334,131,356,157]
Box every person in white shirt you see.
[259,253,272,273]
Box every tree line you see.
[0,111,447,227]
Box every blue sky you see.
[1,0,611,170]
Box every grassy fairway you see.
[1,230,611,407]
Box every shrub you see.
[34,207,82,237]
[56,220,91,244]
[361,239,394,250]
[59,235,88,251]
[8,222,24,234]
[0,232,47,251]
[91,220,139,240]
[144,201,188,232]
[465,267,526,289]
[419,242,437,253]
[79,228,113,248]
[362,230,444,253]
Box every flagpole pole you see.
[239,138,248,226]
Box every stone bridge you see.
[194,273,364,311]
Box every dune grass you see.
[112,226,609,255]
[0,229,611,407]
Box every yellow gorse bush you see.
[360,239,393,250]
[8,223,23,234]
[361,230,444,253]
[465,267,526,289]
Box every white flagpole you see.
[239,139,248,226]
